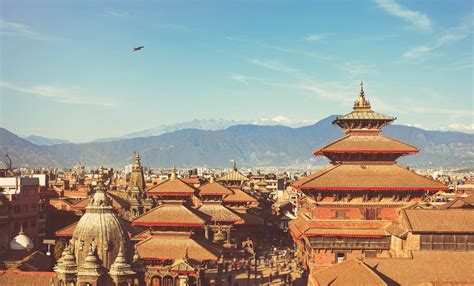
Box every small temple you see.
[289,83,448,285]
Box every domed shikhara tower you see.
[55,166,143,286]
[127,152,154,218]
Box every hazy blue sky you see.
[1,0,472,142]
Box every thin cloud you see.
[230,74,262,85]
[0,81,118,107]
[0,19,49,40]
[105,10,129,17]
[304,33,327,41]
[340,63,379,78]
[402,15,473,61]
[375,0,432,32]
[248,58,357,104]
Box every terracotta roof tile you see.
[314,135,419,155]
[334,110,395,121]
[293,164,447,191]
[132,202,207,227]
[314,258,387,286]
[197,202,242,223]
[223,189,257,203]
[199,182,234,196]
[218,170,249,182]
[136,232,222,261]
[147,178,196,196]
[289,218,389,237]
[363,252,474,285]
[402,209,474,233]
[70,192,129,210]
[0,270,57,285]
[56,217,138,237]
[55,221,79,237]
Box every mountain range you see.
[2,115,473,169]
[22,135,71,146]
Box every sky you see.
[0,0,472,142]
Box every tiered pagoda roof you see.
[147,168,196,197]
[198,177,234,196]
[313,135,418,156]
[293,82,447,192]
[131,202,206,227]
[223,189,257,203]
[197,202,242,223]
[293,164,447,191]
[135,232,222,262]
[217,161,249,182]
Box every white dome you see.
[10,232,34,250]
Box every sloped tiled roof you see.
[334,110,395,121]
[70,192,130,210]
[289,218,389,238]
[363,252,474,285]
[313,135,419,155]
[199,182,234,196]
[401,209,474,233]
[197,202,242,223]
[55,221,79,237]
[132,202,207,227]
[55,217,138,237]
[147,178,196,196]
[223,189,257,203]
[293,163,447,191]
[218,170,249,182]
[0,271,57,285]
[136,232,222,261]
[314,259,387,286]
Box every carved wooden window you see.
[420,235,432,250]
[332,209,348,219]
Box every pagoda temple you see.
[289,83,447,285]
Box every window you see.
[30,219,36,227]
[31,204,36,211]
[364,208,378,220]
[22,221,28,229]
[432,235,444,250]
[335,252,345,263]
[421,235,432,250]
[332,209,348,219]
[444,235,455,251]
[21,204,29,213]
[14,205,20,214]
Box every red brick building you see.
[288,83,447,285]
[0,176,42,252]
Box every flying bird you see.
[132,46,144,52]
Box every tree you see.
[54,240,65,261]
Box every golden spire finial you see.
[354,81,370,110]
[170,165,177,180]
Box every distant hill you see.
[92,117,314,142]
[1,115,473,169]
[23,135,71,146]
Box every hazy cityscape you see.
[1,1,473,286]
